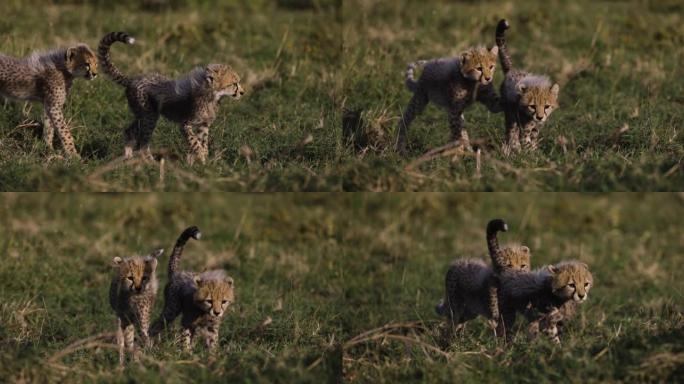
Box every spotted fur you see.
[98,32,244,164]
[496,19,559,153]
[396,46,502,155]
[150,226,235,352]
[109,249,162,366]
[0,44,98,158]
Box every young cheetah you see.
[496,19,559,153]
[109,249,163,366]
[436,221,530,340]
[98,32,245,164]
[0,44,98,158]
[498,260,593,342]
[150,226,235,352]
[396,46,502,155]
[485,219,531,332]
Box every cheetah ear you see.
[547,265,558,274]
[460,52,469,66]
[194,275,202,285]
[146,257,158,271]
[551,83,560,96]
[65,47,77,64]
[490,45,499,56]
[517,83,526,93]
[224,276,234,287]
[112,256,123,267]
[150,248,164,258]
[521,246,530,254]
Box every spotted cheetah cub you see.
[98,32,245,164]
[496,19,559,153]
[150,226,235,352]
[396,46,502,155]
[0,43,98,158]
[485,219,531,332]
[436,222,530,339]
[109,249,163,366]
[498,260,593,342]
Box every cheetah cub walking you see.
[496,19,559,153]
[485,219,531,332]
[436,220,530,340]
[150,226,235,352]
[0,43,98,158]
[109,249,163,366]
[98,32,245,164]
[396,46,502,155]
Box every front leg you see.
[521,121,540,151]
[487,283,500,334]
[203,326,219,351]
[503,111,521,156]
[447,104,470,150]
[476,83,502,113]
[116,318,125,367]
[182,327,194,353]
[182,123,208,165]
[44,97,79,159]
[396,91,428,155]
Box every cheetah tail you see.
[98,32,135,88]
[495,19,513,74]
[435,299,447,316]
[168,226,202,277]
[405,60,427,93]
[486,219,508,273]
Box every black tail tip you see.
[487,219,508,233]
[182,226,202,240]
[496,19,510,34]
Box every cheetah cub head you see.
[194,270,235,318]
[460,46,498,85]
[517,78,560,123]
[65,44,98,80]
[205,64,244,102]
[500,244,531,271]
[112,249,162,293]
[548,261,593,303]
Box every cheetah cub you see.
[109,249,163,366]
[396,46,502,155]
[98,32,244,164]
[498,260,593,343]
[436,222,530,340]
[485,219,531,332]
[496,19,559,153]
[150,226,235,352]
[0,43,98,158]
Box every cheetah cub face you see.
[460,46,498,85]
[205,63,244,102]
[112,249,162,293]
[193,272,235,318]
[65,44,98,80]
[549,261,593,303]
[518,83,559,123]
[501,245,531,271]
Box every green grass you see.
[342,0,684,191]
[1,193,683,382]
[1,0,683,191]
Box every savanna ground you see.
[1,193,683,382]
[342,0,684,191]
[0,0,341,191]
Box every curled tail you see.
[495,19,512,74]
[487,219,508,274]
[405,60,427,93]
[98,32,135,88]
[168,226,202,277]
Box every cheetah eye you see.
[584,283,590,287]
[568,283,576,288]
[489,65,494,70]
[528,105,535,110]
[221,300,228,305]
[142,276,148,282]
[477,66,483,71]
[205,299,212,305]
[521,264,527,269]
[127,276,134,282]
[544,105,551,110]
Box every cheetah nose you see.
[212,309,222,316]
[535,115,544,121]
[578,293,586,300]
[239,90,245,95]
[483,76,492,82]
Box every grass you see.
[1,0,682,191]
[1,193,683,382]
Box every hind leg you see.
[116,318,125,366]
[42,109,54,150]
[396,91,428,155]
[447,104,470,150]
[124,115,158,159]
[44,97,79,159]
[150,296,182,338]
